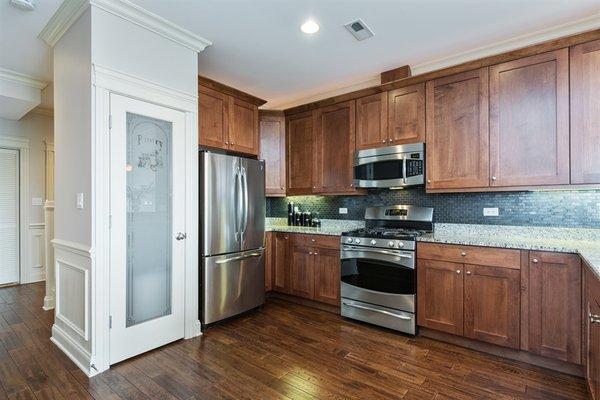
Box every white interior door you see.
[109,94,186,364]
[0,148,19,286]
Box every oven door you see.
[353,152,424,188]
[340,246,415,312]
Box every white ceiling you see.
[1,0,600,110]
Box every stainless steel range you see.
[340,205,433,335]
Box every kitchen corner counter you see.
[418,223,600,279]
[265,218,364,237]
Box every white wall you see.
[91,8,197,95]
[53,8,93,247]
[0,113,53,224]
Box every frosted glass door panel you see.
[126,112,172,327]
[0,149,19,285]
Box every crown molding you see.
[411,12,600,75]
[38,0,88,47]
[39,0,212,52]
[0,68,48,90]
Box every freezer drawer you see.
[202,248,265,325]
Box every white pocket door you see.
[109,94,187,364]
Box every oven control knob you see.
[346,238,353,244]
[354,238,361,244]
[388,241,396,248]
[398,242,404,247]
[370,240,377,245]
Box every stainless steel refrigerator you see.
[200,152,266,325]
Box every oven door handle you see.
[343,302,412,320]
[342,247,413,258]
[402,155,407,185]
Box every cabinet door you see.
[387,83,425,145]
[259,113,286,196]
[272,233,290,293]
[229,97,259,155]
[490,49,569,187]
[314,247,340,306]
[417,259,464,335]
[464,264,520,349]
[199,85,229,149]
[527,252,581,363]
[425,68,489,190]
[290,245,315,299]
[356,93,387,150]
[571,39,600,184]
[286,111,315,195]
[264,233,273,291]
[585,266,600,400]
[314,101,356,194]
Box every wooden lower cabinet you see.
[272,233,290,293]
[417,259,464,336]
[524,251,582,364]
[418,243,521,349]
[290,244,315,299]
[314,248,340,305]
[464,264,520,349]
[268,232,340,305]
[585,265,600,400]
[265,233,273,291]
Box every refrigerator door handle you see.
[234,168,242,241]
[241,166,249,236]
[214,249,264,264]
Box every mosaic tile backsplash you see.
[266,188,600,228]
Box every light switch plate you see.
[483,207,499,217]
[76,193,84,209]
[339,207,348,214]
[31,197,43,206]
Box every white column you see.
[43,200,55,310]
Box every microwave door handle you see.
[402,156,407,185]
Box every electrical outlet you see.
[483,207,499,217]
[339,207,348,214]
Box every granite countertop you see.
[265,218,600,278]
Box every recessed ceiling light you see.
[300,20,320,34]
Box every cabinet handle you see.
[314,252,318,256]
[590,313,600,324]
[284,236,288,240]
[281,186,285,190]
[225,141,229,145]
[491,176,497,181]
[427,179,431,184]
[313,186,316,189]
[311,239,315,242]
[466,271,471,275]
[532,258,539,264]
[309,251,313,255]
[382,140,386,143]
[456,270,461,274]
[461,252,467,257]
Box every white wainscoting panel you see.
[27,223,46,283]
[51,239,93,376]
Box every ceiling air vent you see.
[344,19,374,41]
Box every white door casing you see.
[109,94,186,364]
[0,148,19,285]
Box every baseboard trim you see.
[267,292,340,314]
[43,295,55,310]
[51,324,94,377]
[419,327,584,377]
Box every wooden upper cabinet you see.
[314,247,340,306]
[314,101,357,194]
[199,85,229,148]
[228,97,259,155]
[525,251,581,364]
[259,112,286,196]
[417,259,464,335]
[356,93,387,150]
[489,49,569,187]
[426,68,490,190]
[571,39,600,184]
[387,83,425,145]
[286,111,315,195]
[464,264,520,349]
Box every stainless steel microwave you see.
[353,143,424,188]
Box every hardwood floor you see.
[0,283,589,399]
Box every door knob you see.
[176,232,187,240]
[532,258,539,264]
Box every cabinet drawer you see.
[305,234,340,249]
[418,242,520,269]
